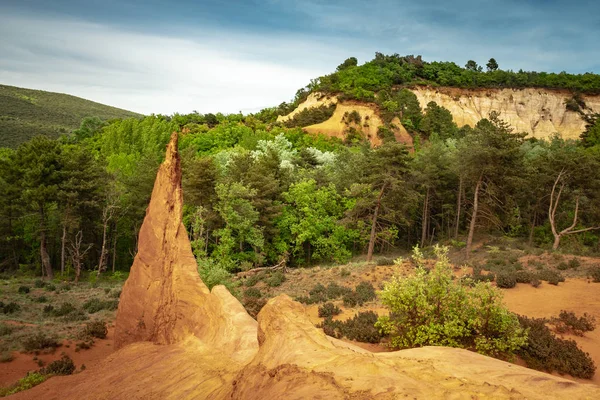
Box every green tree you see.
[465,60,479,71]
[419,102,459,140]
[486,58,499,72]
[336,57,358,71]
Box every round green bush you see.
[496,273,517,289]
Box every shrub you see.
[104,288,111,294]
[530,278,541,288]
[568,258,581,269]
[83,298,118,314]
[339,268,351,277]
[514,271,532,284]
[244,272,265,287]
[44,283,56,292]
[59,283,71,292]
[557,262,569,271]
[110,289,122,299]
[40,355,75,375]
[244,287,262,298]
[52,302,76,317]
[83,320,108,339]
[0,323,14,336]
[243,297,267,319]
[551,311,596,336]
[0,372,47,396]
[517,315,596,379]
[34,280,45,288]
[589,266,600,282]
[326,282,351,299]
[355,281,376,303]
[320,311,382,343]
[376,245,527,356]
[266,271,286,287]
[342,291,360,308]
[18,286,30,294]
[496,272,517,289]
[21,332,59,352]
[318,302,341,318]
[34,296,48,303]
[376,257,394,266]
[43,304,54,314]
[1,302,20,314]
[62,310,88,322]
[0,351,13,363]
[538,270,564,285]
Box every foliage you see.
[82,320,108,339]
[21,332,59,352]
[320,311,382,343]
[590,266,600,282]
[377,245,527,356]
[197,258,237,294]
[517,315,596,379]
[0,301,19,314]
[40,355,75,375]
[82,298,118,313]
[318,302,342,318]
[266,271,286,287]
[284,104,336,128]
[0,372,47,397]
[243,296,267,319]
[550,311,596,336]
[17,285,30,294]
[495,272,517,289]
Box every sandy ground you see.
[0,326,114,387]
[502,279,600,385]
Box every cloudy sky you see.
[1,0,599,115]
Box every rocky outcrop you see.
[11,133,600,399]
[279,89,600,144]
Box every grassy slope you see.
[0,84,142,148]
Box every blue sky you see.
[1,0,599,115]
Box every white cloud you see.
[0,12,346,115]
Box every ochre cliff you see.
[280,89,600,144]
[11,133,600,399]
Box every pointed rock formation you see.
[11,132,600,400]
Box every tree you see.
[487,58,499,72]
[465,60,479,71]
[419,102,459,140]
[337,57,358,71]
[14,136,63,279]
[376,245,527,356]
[461,113,525,258]
[581,114,600,148]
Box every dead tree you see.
[69,231,93,283]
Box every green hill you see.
[0,84,143,147]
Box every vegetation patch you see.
[517,315,596,379]
[21,332,59,352]
[320,311,382,343]
[284,104,336,128]
[0,372,47,397]
[82,320,108,339]
[318,302,342,318]
[40,355,75,376]
[550,311,596,336]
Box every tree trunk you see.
[528,209,537,246]
[39,206,53,279]
[421,187,430,247]
[112,224,118,273]
[454,176,463,239]
[61,223,67,275]
[367,184,387,262]
[98,220,108,277]
[465,174,483,260]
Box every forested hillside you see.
[0,84,142,147]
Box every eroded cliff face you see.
[280,88,600,144]
[12,133,600,400]
[412,87,600,140]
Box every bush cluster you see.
[284,104,336,128]
[82,298,119,313]
[242,297,267,319]
[266,271,286,287]
[83,320,108,339]
[343,281,376,307]
[243,287,262,298]
[517,315,596,379]
[537,269,565,285]
[18,285,30,294]
[551,311,596,336]
[318,302,342,318]
[40,355,75,375]
[0,301,20,314]
[589,266,600,282]
[495,272,517,289]
[320,311,382,343]
[0,372,47,397]
[21,332,59,352]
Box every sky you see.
[1,0,599,115]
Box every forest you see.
[1,81,600,288]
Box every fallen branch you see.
[237,259,287,277]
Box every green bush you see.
[376,257,395,266]
[377,245,527,356]
[18,286,30,294]
[538,270,565,285]
[326,282,351,299]
[40,355,75,375]
[284,104,336,128]
[0,372,47,396]
[496,272,517,289]
[318,302,341,318]
[320,311,382,343]
[517,315,596,379]
[590,266,600,282]
[52,302,76,317]
[21,332,59,352]
[0,323,14,336]
[551,311,596,336]
[34,280,45,288]
[1,302,20,314]
[266,271,286,287]
[342,291,360,307]
[59,283,71,292]
[110,289,122,299]
[355,281,376,303]
[568,258,581,269]
[514,270,532,284]
[244,272,265,287]
[557,262,569,271]
[83,320,108,339]
[244,288,262,298]
[83,298,118,314]
[44,283,56,292]
[34,296,48,303]
[339,268,351,277]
